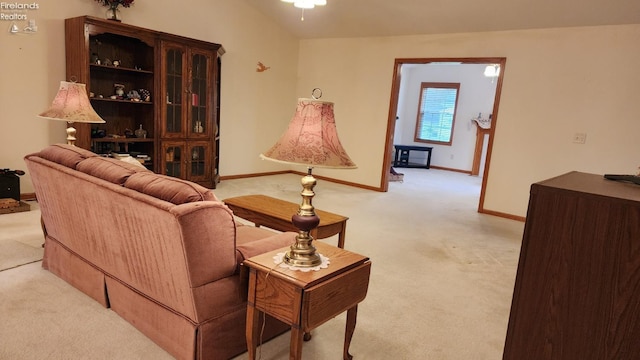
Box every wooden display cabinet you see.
[65,16,156,169]
[65,16,223,185]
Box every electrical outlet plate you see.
[573,132,587,144]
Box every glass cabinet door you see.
[163,143,184,178]
[159,41,218,188]
[187,142,211,183]
[163,46,185,137]
[190,52,209,137]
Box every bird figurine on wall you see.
[256,62,271,72]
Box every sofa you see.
[24,144,296,359]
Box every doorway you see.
[381,57,506,213]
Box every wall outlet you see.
[450,154,454,160]
[573,132,587,144]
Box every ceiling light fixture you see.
[484,64,500,83]
[281,0,326,21]
[484,64,500,77]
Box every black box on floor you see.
[0,172,20,201]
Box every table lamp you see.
[38,81,105,146]
[260,91,356,267]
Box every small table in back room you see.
[393,145,433,169]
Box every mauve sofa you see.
[24,144,295,359]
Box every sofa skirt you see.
[106,276,197,359]
[42,237,290,359]
[42,237,109,307]
[106,276,289,360]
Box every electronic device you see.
[604,174,640,185]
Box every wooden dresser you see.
[503,171,640,360]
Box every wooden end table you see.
[224,194,349,248]
[244,242,371,360]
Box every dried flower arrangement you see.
[95,0,135,8]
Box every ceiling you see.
[244,0,640,39]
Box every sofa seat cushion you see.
[37,143,97,169]
[76,156,150,185]
[124,172,217,204]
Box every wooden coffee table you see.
[223,194,349,248]
[244,241,371,360]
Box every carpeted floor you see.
[0,169,524,359]
[0,201,43,271]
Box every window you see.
[414,82,460,145]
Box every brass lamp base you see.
[284,248,322,267]
[283,168,323,268]
[284,213,322,267]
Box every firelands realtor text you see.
[1,2,39,20]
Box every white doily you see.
[273,252,330,272]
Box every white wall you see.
[297,25,640,217]
[0,0,299,194]
[394,64,497,171]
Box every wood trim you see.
[478,208,525,222]
[220,167,528,223]
[429,166,472,175]
[477,59,506,215]
[220,170,291,181]
[289,171,382,192]
[384,57,507,216]
[471,126,491,176]
[413,82,460,146]
[220,170,381,192]
[20,193,37,201]
[381,59,404,192]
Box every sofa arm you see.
[236,229,296,264]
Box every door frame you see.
[382,57,506,214]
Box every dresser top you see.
[535,171,640,203]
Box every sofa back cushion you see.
[37,143,97,169]
[124,172,218,204]
[77,156,149,185]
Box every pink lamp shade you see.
[260,98,356,169]
[38,81,105,124]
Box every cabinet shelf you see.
[90,63,153,74]
[90,97,153,105]
[92,138,154,143]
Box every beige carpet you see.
[0,201,43,271]
[0,169,524,359]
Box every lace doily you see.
[273,252,330,272]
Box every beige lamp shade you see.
[38,81,105,146]
[260,96,355,268]
[38,81,105,124]
[260,98,356,169]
